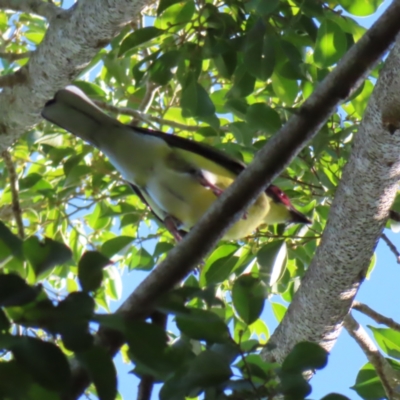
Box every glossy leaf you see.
[78,251,110,292]
[314,20,347,68]
[119,27,164,56]
[232,274,266,325]
[77,346,117,400]
[23,237,72,276]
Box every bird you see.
[41,86,310,241]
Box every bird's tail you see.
[41,86,119,147]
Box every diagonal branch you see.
[266,18,400,364]
[0,0,64,19]
[344,313,400,400]
[353,301,400,332]
[381,233,400,263]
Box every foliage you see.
[0,0,396,399]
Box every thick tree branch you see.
[344,313,400,400]
[66,1,400,397]
[0,0,152,149]
[353,301,400,332]
[270,28,400,360]
[0,0,64,19]
[266,24,400,363]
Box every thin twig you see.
[0,51,32,61]
[353,301,400,332]
[2,150,24,239]
[0,0,64,20]
[93,100,202,132]
[344,313,400,400]
[139,81,158,114]
[381,233,400,263]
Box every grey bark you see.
[266,32,400,362]
[0,0,150,150]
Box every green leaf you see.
[73,81,107,98]
[125,320,176,378]
[181,78,215,118]
[224,99,248,119]
[130,247,154,271]
[150,50,182,85]
[282,342,328,373]
[9,335,71,393]
[184,350,232,388]
[351,362,386,400]
[246,103,281,134]
[244,21,275,81]
[351,79,374,118]
[101,236,135,258]
[271,302,287,322]
[176,308,229,343]
[321,394,351,400]
[232,274,266,325]
[368,326,400,359]
[228,65,256,98]
[245,0,279,15]
[257,240,287,286]
[280,371,311,399]
[63,164,91,188]
[338,0,383,16]
[78,251,110,293]
[214,49,237,79]
[0,221,23,261]
[23,237,72,276]
[119,27,164,57]
[77,346,117,400]
[0,273,41,307]
[157,0,183,15]
[200,243,239,286]
[155,0,195,31]
[271,72,298,105]
[0,309,10,332]
[314,20,347,68]
[0,360,32,399]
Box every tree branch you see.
[93,99,202,132]
[353,301,400,332]
[0,0,153,149]
[0,0,64,20]
[381,232,400,263]
[265,22,400,363]
[65,1,400,397]
[344,313,400,400]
